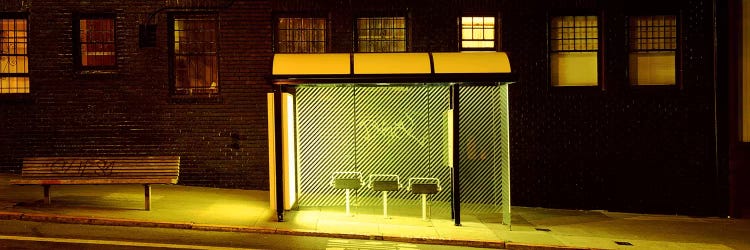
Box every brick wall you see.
[0,0,273,190]
[0,0,728,215]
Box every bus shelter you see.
[268,52,515,227]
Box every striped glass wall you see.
[296,85,508,221]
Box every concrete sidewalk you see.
[0,173,748,250]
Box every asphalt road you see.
[0,220,492,250]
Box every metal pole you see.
[144,184,151,211]
[421,194,428,220]
[451,84,461,226]
[382,191,388,218]
[345,189,351,216]
[274,86,285,222]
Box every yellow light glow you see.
[550,52,598,86]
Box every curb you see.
[0,211,595,250]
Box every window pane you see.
[461,16,495,50]
[551,16,597,52]
[357,17,406,52]
[629,52,676,85]
[550,52,598,86]
[0,77,29,94]
[277,17,326,53]
[629,16,677,85]
[172,15,219,95]
[0,18,30,94]
[79,18,115,67]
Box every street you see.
[0,220,492,250]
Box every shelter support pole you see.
[451,84,461,226]
[274,85,285,222]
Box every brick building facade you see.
[0,0,744,217]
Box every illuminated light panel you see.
[432,52,511,74]
[353,53,431,74]
[282,93,297,210]
[272,53,350,75]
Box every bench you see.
[10,156,180,211]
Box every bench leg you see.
[43,185,51,205]
[144,184,151,211]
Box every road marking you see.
[0,235,256,250]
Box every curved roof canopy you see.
[271,52,515,85]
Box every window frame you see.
[547,12,603,88]
[0,12,30,96]
[167,12,220,98]
[73,13,117,71]
[273,12,329,53]
[354,12,409,52]
[459,14,500,51]
[626,13,682,88]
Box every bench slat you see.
[14,156,180,184]
[10,179,178,185]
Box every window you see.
[629,15,677,85]
[0,15,28,94]
[461,16,496,50]
[276,17,326,53]
[170,14,218,95]
[549,15,599,86]
[74,14,116,69]
[356,17,406,52]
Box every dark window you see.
[170,14,218,95]
[276,17,326,53]
[549,15,599,86]
[356,17,406,52]
[628,15,678,85]
[0,15,28,94]
[74,14,116,68]
[461,16,496,50]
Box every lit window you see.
[549,15,599,86]
[75,15,116,68]
[170,14,218,95]
[277,17,326,53]
[629,16,677,85]
[357,17,406,52]
[461,16,495,50]
[0,15,29,94]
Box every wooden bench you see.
[10,156,180,211]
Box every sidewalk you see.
[0,173,748,249]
